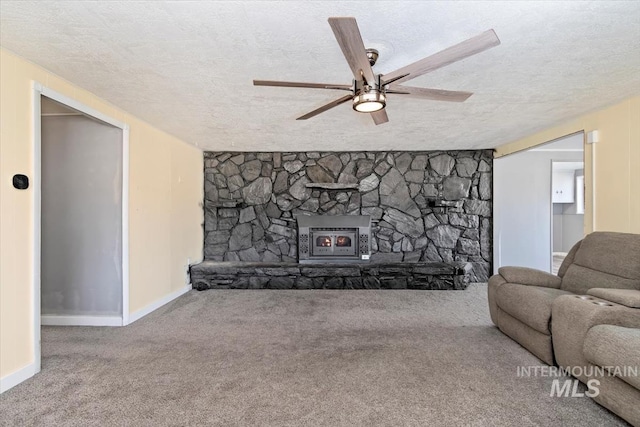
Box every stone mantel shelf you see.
[305,183,359,190]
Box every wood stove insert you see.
[297,215,371,263]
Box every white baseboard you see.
[128,285,191,325]
[41,315,123,326]
[1,363,37,393]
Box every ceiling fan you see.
[254,17,500,125]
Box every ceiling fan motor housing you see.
[354,77,383,94]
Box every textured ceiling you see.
[1,1,639,152]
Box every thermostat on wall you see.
[13,174,29,190]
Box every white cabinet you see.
[552,171,575,203]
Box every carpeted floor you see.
[0,285,628,426]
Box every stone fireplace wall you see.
[203,150,493,281]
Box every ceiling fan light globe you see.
[353,91,386,113]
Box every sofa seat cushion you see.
[584,325,640,390]
[496,284,573,334]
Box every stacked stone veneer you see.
[203,150,492,282]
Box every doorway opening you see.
[32,84,129,374]
[40,96,125,324]
[551,160,585,273]
[493,132,584,273]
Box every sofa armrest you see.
[497,266,562,288]
[587,288,640,308]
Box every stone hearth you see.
[190,261,471,290]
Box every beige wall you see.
[495,96,640,235]
[0,49,203,381]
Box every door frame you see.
[32,82,130,373]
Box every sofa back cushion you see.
[557,240,581,278]
[561,232,640,294]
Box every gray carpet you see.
[0,285,628,426]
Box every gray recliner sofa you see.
[552,288,640,425]
[488,231,640,364]
[488,231,640,425]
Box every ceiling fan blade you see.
[379,73,409,87]
[381,29,500,85]
[254,80,352,91]
[297,95,353,120]
[387,85,473,102]
[328,17,376,85]
[371,109,389,125]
